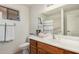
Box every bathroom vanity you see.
[29,35,79,54]
[29,5,79,54]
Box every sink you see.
[58,39,79,47]
[59,39,77,43]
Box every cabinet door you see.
[64,50,77,54]
[38,42,64,54]
[30,39,37,54]
[38,49,48,54]
[0,6,7,19]
[7,9,19,20]
[30,46,37,54]
[30,39,37,47]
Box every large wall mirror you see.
[47,12,61,35]
[41,4,79,37]
[42,9,62,35]
[65,8,79,37]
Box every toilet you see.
[19,42,29,54]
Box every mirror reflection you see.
[66,9,79,36]
[41,5,79,37]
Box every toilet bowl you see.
[19,42,29,54]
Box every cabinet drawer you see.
[30,39,37,47]
[64,50,77,54]
[30,46,37,54]
[37,42,64,54]
[38,49,48,54]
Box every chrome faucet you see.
[53,34,56,39]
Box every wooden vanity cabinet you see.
[29,39,77,54]
[37,41,64,54]
[38,49,48,54]
[30,39,37,54]
[30,46,37,54]
[64,50,76,54]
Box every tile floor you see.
[15,49,29,54]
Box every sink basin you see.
[59,39,77,43]
[58,39,79,47]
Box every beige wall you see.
[0,4,29,54]
[30,5,46,34]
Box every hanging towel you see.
[0,23,5,41]
[6,23,15,41]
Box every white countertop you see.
[29,35,79,53]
